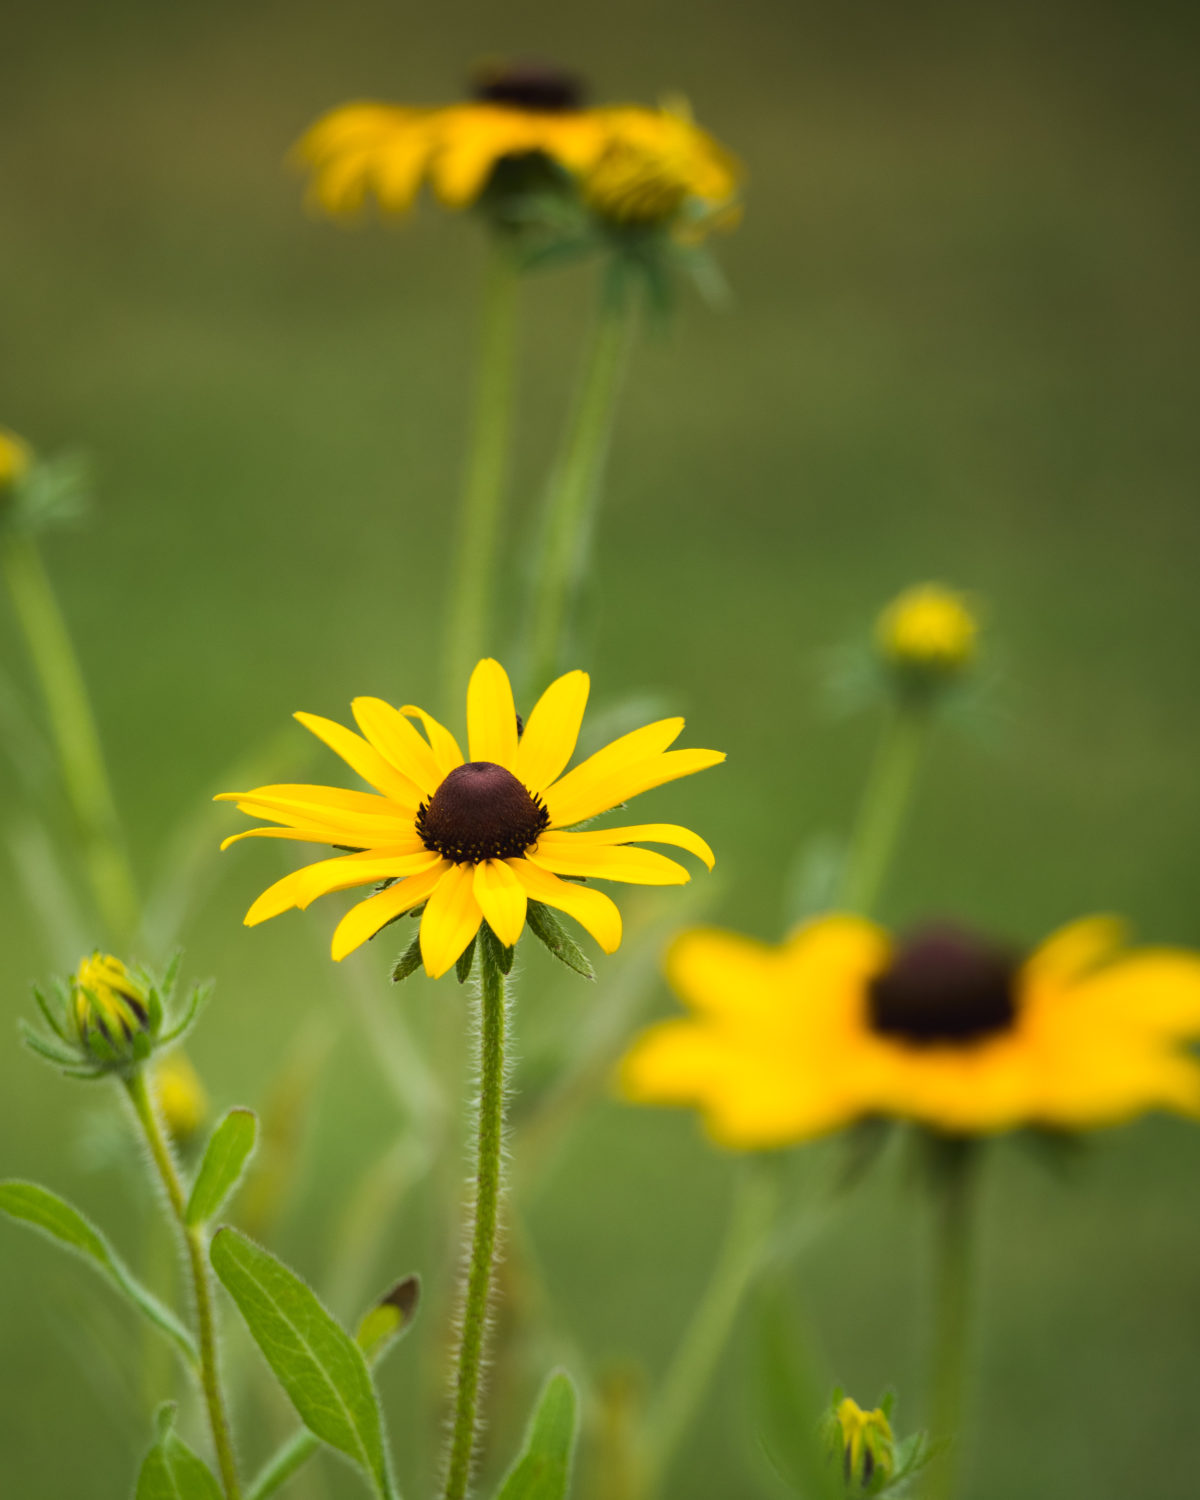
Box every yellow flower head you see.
[219,659,723,979]
[584,102,741,232]
[154,1052,208,1144]
[622,915,1200,1145]
[875,584,978,677]
[829,1398,896,1488]
[0,427,33,493]
[73,953,150,1049]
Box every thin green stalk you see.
[246,1428,317,1500]
[526,258,639,692]
[442,244,521,710]
[0,530,138,942]
[126,1069,242,1499]
[839,699,928,915]
[926,1141,979,1500]
[639,1161,779,1499]
[442,938,509,1500]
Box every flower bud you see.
[73,952,153,1066]
[875,583,978,686]
[0,427,32,497]
[826,1396,896,1489]
[154,1052,208,1146]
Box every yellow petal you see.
[246,849,440,926]
[429,107,520,207]
[216,783,401,817]
[350,697,442,794]
[467,659,518,767]
[294,712,422,808]
[473,859,528,948]
[399,704,465,779]
[219,788,415,842]
[514,670,590,793]
[419,862,484,978]
[536,822,714,869]
[509,858,622,953]
[542,718,684,823]
[526,842,690,885]
[546,747,725,828]
[1024,916,1126,989]
[330,861,448,961]
[221,826,358,852]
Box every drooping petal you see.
[514,670,590,793]
[217,787,416,844]
[546,746,725,828]
[467,658,519,768]
[541,718,684,823]
[508,858,622,953]
[1023,916,1126,990]
[294,712,422,807]
[351,697,443,794]
[399,705,465,779]
[535,822,714,869]
[526,842,690,886]
[419,861,484,978]
[245,849,441,926]
[473,859,528,948]
[330,861,448,961]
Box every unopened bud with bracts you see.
[875,583,978,692]
[823,1395,896,1491]
[73,953,154,1067]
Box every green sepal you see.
[136,1403,223,1500]
[479,922,515,976]
[185,1108,258,1227]
[0,1180,198,1370]
[455,937,477,985]
[211,1227,393,1498]
[31,984,69,1042]
[160,980,213,1047]
[525,901,594,981]
[390,933,424,984]
[494,1369,579,1500]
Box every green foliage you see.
[135,1404,223,1500]
[494,1370,579,1500]
[389,933,423,984]
[210,1227,393,1499]
[185,1108,258,1227]
[525,900,595,980]
[0,1179,198,1369]
[755,1286,839,1500]
[480,921,515,975]
[455,936,477,985]
[3,451,92,535]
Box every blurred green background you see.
[3,0,1199,1495]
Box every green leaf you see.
[525,902,594,980]
[185,1108,257,1227]
[210,1228,392,1498]
[495,1370,579,1500]
[136,1404,223,1500]
[0,1180,198,1368]
[390,933,423,984]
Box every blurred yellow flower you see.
[875,583,977,676]
[219,659,722,979]
[584,102,740,231]
[154,1052,208,1144]
[621,915,1200,1145]
[73,953,149,1048]
[830,1397,895,1487]
[0,427,32,492]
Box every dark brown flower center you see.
[416,761,549,865]
[867,924,1019,1046]
[471,61,585,113]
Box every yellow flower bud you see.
[154,1052,208,1145]
[876,583,978,678]
[0,427,32,494]
[73,952,151,1061]
[832,1397,895,1488]
[583,104,740,231]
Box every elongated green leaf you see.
[185,1108,257,1227]
[136,1404,223,1499]
[0,1179,197,1368]
[210,1228,392,1498]
[525,902,594,980]
[496,1370,579,1500]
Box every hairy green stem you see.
[0,530,139,942]
[525,258,639,692]
[926,1141,979,1500]
[441,246,521,710]
[442,940,508,1500]
[639,1161,779,1499]
[839,699,928,915]
[126,1069,241,1499]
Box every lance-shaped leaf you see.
[136,1404,223,1500]
[210,1228,393,1499]
[0,1179,197,1369]
[185,1108,257,1227]
[525,901,594,981]
[495,1370,579,1500]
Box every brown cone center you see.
[471,62,585,113]
[416,761,549,865]
[867,924,1019,1046]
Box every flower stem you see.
[0,529,139,943]
[926,1139,979,1500]
[125,1068,242,1500]
[639,1160,779,1499]
[525,257,639,692]
[442,937,509,1500]
[441,243,521,711]
[839,698,928,916]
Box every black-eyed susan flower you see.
[622,915,1200,1146]
[219,659,722,979]
[876,584,978,681]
